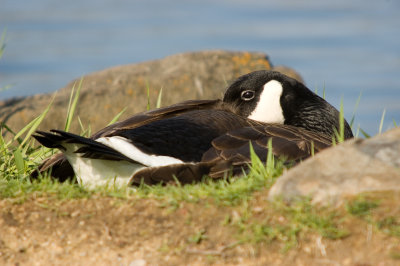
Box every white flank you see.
[62,143,140,188]
[248,80,285,124]
[61,136,184,188]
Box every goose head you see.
[223,70,353,139]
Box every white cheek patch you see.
[248,80,285,124]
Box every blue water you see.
[0,0,399,135]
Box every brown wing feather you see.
[201,124,333,179]
[92,99,221,138]
[30,153,75,182]
[129,162,215,186]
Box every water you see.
[0,0,399,135]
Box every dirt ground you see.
[1,192,399,266]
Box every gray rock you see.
[268,127,400,205]
[0,50,302,137]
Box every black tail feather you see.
[33,130,136,162]
[33,131,67,150]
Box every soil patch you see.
[1,192,399,265]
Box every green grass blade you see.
[0,129,5,148]
[21,139,33,155]
[77,116,91,137]
[13,148,24,177]
[359,127,370,138]
[14,96,54,148]
[65,78,83,132]
[248,141,262,168]
[77,116,85,134]
[349,92,362,128]
[333,98,345,143]
[107,107,127,126]
[331,135,337,146]
[86,124,92,138]
[146,80,151,111]
[393,119,397,127]
[355,125,360,138]
[0,122,23,144]
[266,138,275,175]
[156,87,163,108]
[65,85,76,127]
[378,109,386,134]
[339,98,345,141]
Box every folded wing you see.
[129,124,332,185]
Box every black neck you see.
[284,98,354,139]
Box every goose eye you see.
[240,90,255,101]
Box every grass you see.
[332,98,346,144]
[346,196,380,218]
[240,198,350,252]
[346,194,400,238]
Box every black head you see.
[223,70,353,139]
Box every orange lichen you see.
[232,52,252,67]
[125,88,134,96]
[232,53,272,77]
[254,58,271,69]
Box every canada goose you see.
[32,70,353,187]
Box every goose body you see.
[35,104,256,187]
[33,70,353,187]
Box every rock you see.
[268,127,400,205]
[0,50,302,137]
[270,65,304,84]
